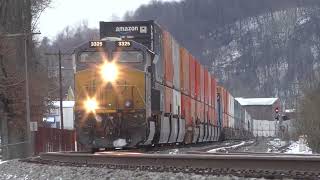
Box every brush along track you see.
[23,151,320,179]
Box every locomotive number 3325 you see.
[90,41,104,47]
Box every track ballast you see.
[22,151,320,179]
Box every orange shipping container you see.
[202,102,205,123]
[211,107,215,125]
[211,76,217,108]
[208,106,212,124]
[204,68,209,104]
[195,61,200,100]
[205,104,209,124]
[197,101,205,123]
[214,107,216,124]
[180,48,190,95]
[181,95,192,125]
[190,98,196,125]
[208,72,212,106]
[189,55,196,98]
[163,31,173,87]
[196,101,201,123]
[200,64,204,102]
[164,86,173,113]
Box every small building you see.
[235,98,280,137]
[43,101,75,130]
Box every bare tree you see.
[296,80,320,153]
[0,0,52,159]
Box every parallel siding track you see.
[22,152,320,179]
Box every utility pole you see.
[24,35,32,156]
[45,51,73,130]
[58,50,64,129]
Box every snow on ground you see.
[0,160,7,165]
[0,160,261,180]
[207,141,249,153]
[285,141,313,154]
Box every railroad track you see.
[23,151,320,179]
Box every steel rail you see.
[40,152,320,172]
[186,151,318,156]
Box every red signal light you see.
[275,107,279,113]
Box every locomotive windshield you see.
[79,51,106,63]
[113,51,143,63]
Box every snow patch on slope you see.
[285,141,312,154]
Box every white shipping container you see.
[244,110,252,131]
[172,89,181,115]
[172,38,180,90]
[228,94,235,128]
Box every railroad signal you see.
[274,107,280,120]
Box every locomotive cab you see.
[73,40,154,150]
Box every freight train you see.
[73,20,253,152]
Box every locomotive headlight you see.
[84,98,98,112]
[100,62,118,82]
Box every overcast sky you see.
[39,0,177,39]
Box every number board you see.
[89,41,105,48]
[116,41,132,47]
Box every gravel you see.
[0,160,263,180]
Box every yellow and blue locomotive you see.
[74,39,155,150]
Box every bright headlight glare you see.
[124,100,133,108]
[100,62,118,82]
[84,98,98,112]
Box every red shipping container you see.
[208,72,212,106]
[211,76,217,108]
[208,106,212,124]
[215,106,218,126]
[180,48,190,95]
[205,104,209,123]
[190,98,196,125]
[163,31,173,87]
[189,55,196,98]
[200,102,205,122]
[196,101,200,122]
[217,86,225,127]
[181,94,186,118]
[210,107,216,125]
[200,64,204,102]
[204,68,209,104]
[195,61,200,100]
[164,86,173,113]
[197,101,205,123]
[181,95,192,126]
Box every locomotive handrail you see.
[115,84,146,105]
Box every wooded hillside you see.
[125,0,320,109]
